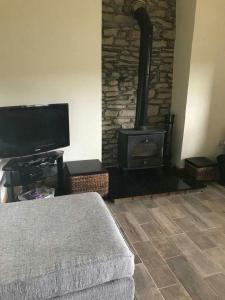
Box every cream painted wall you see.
[0,0,102,162]
[181,0,225,162]
[172,0,225,167]
[171,0,197,167]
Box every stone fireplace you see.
[102,0,176,166]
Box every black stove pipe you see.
[133,4,153,129]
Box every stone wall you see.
[102,0,176,166]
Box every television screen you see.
[0,104,70,158]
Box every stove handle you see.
[143,138,151,143]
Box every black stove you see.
[118,129,165,170]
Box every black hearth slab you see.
[106,167,206,200]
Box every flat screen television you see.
[0,104,70,158]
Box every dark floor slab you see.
[107,167,205,200]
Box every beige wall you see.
[0,0,102,162]
[182,0,225,162]
[172,0,225,167]
[171,0,197,167]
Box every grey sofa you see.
[0,192,134,300]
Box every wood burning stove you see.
[118,129,165,170]
[118,1,166,170]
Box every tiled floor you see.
[108,183,225,300]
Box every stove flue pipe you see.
[132,1,153,129]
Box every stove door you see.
[127,133,164,169]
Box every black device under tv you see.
[1,104,70,202]
[3,150,65,202]
[0,103,70,158]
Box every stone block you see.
[105,110,119,117]
[114,117,131,125]
[159,64,172,71]
[105,63,114,69]
[120,55,138,62]
[114,15,134,24]
[153,40,167,48]
[148,105,160,116]
[103,37,114,45]
[109,80,118,86]
[105,91,119,97]
[153,10,167,18]
[102,13,114,22]
[103,86,119,92]
[149,89,156,98]
[119,110,136,117]
[158,1,168,8]
[122,123,134,129]
[114,0,125,6]
[103,6,114,13]
[160,108,170,115]
[115,39,129,46]
[158,93,171,99]
[155,83,169,88]
[162,30,175,40]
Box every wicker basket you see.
[185,158,218,181]
[69,173,109,197]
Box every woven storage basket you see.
[69,173,109,197]
[185,157,218,181]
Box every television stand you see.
[3,151,64,202]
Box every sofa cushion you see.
[0,192,134,300]
[52,277,135,300]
